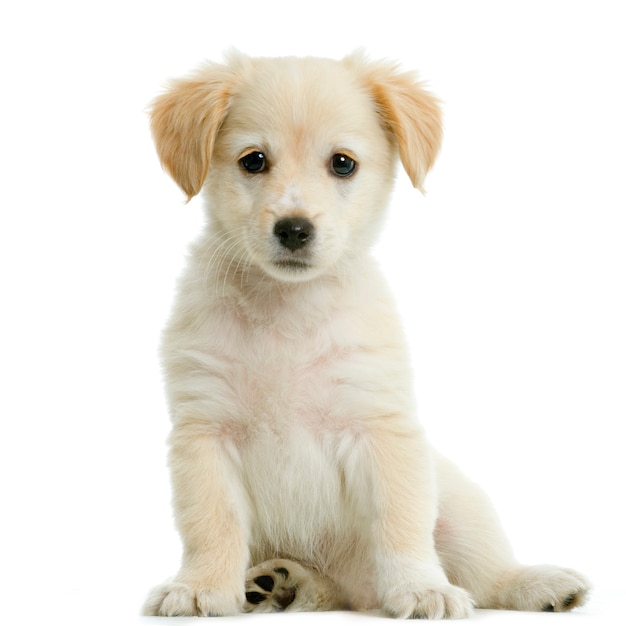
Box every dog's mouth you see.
[262,254,321,282]
[273,259,312,271]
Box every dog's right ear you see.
[150,58,242,202]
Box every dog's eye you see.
[240,151,267,174]
[331,153,357,178]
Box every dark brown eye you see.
[331,153,357,178]
[240,151,267,173]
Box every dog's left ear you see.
[345,53,443,192]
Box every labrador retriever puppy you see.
[143,51,589,618]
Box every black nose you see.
[273,217,314,251]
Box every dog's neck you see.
[223,263,356,331]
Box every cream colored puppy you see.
[143,52,589,619]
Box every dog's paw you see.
[142,582,242,617]
[498,564,590,612]
[244,559,340,613]
[384,583,474,619]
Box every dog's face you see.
[207,57,398,283]
[151,53,442,283]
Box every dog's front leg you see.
[144,423,249,616]
[367,424,474,619]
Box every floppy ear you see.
[345,53,443,192]
[150,60,241,201]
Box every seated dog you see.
[143,51,589,619]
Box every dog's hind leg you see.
[434,453,590,612]
[244,559,343,613]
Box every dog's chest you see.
[217,305,355,424]
[218,326,367,547]
[241,417,350,533]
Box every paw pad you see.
[542,591,582,612]
[245,566,297,612]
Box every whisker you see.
[216,234,250,298]
[198,227,249,296]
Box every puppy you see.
[143,51,589,618]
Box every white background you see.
[1,1,624,624]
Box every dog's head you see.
[151,51,442,283]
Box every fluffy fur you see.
[143,51,589,618]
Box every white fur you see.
[143,52,589,619]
